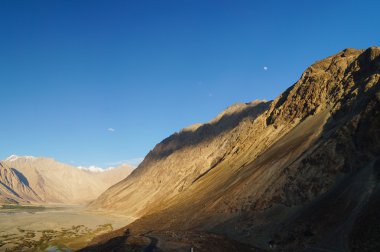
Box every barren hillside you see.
[86,47,380,251]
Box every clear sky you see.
[0,0,379,168]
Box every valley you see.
[0,157,135,251]
[1,47,379,251]
[2,1,379,251]
[0,205,135,251]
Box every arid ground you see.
[0,205,134,251]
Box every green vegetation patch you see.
[0,224,114,251]
[1,205,46,210]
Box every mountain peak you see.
[5,155,37,162]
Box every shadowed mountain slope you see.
[0,162,42,204]
[86,47,380,251]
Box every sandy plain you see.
[0,205,134,251]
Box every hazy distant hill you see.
[0,156,133,205]
[85,47,380,251]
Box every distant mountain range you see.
[0,155,133,205]
[83,47,380,251]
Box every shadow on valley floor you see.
[78,229,131,252]
[79,229,262,252]
[78,229,161,252]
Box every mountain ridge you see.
[0,156,134,205]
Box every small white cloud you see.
[263,66,268,71]
[77,165,114,172]
[107,128,115,132]
[77,165,109,172]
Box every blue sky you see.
[0,0,379,168]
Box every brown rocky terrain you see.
[84,47,380,251]
[0,156,134,205]
[89,99,270,218]
[0,162,42,204]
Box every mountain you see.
[86,47,380,251]
[89,99,270,217]
[0,162,42,204]
[0,156,134,205]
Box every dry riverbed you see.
[0,205,134,251]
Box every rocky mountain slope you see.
[89,100,270,217]
[0,162,41,204]
[86,47,380,251]
[0,156,133,205]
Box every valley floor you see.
[0,205,135,251]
